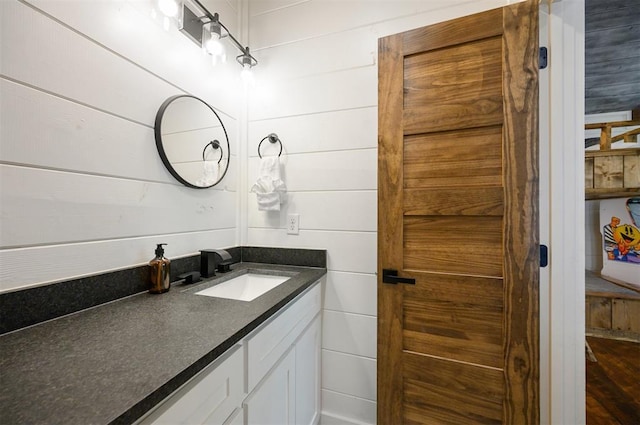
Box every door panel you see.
[404,353,504,425]
[404,186,504,216]
[404,216,503,277]
[402,8,503,56]
[403,37,504,135]
[403,127,503,189]
[378,1,539,423]
[403,272,504,368]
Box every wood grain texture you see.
[378,2,539,423]
[377,33,405,425]
[404,126,503,188]
[594,156,624,189]
[585,57,640,86]
[403,37,503,135]
[585,0,640,113]
[586,336,640,425]
[404,216,503,277]
[403,272,504,368]
[404,187,503,216]
[586,188,640,200]
[403,37,502,107]
[612,299,640,333]
[586,271,640,300]
[586,158,595,189]
[403,352,504,424]
[623,155,640,188]
[501,2,539,423]
[587,297,613,330]
[585,148,640,157]
[402,7,503,56]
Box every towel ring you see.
[202,140,223,164]
[258,133,283,158]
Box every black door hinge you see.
[539,47,548,69]
[540,244,549,267]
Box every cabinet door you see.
[244,348,296,425]
[295,315,321,425]
[246,284,321,392]
[139,345,244,425]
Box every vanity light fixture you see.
[163,0,257,73]
[155,0,183,31]
[238,47,257,85]
[203,17,225,63]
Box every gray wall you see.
[586,0,640,114]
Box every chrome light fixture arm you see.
[190,0,257,67]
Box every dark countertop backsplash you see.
[0,246,325,334]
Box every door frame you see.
[543,0,586,424]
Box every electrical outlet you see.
[287,214,299,235]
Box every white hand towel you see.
[258,157,282,181]
[256,192,282,211]
[251,157,287,211]
[195,160,219,187]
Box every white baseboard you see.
[320,412,374,425]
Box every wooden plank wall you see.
[585,148,640,199]
[586,297,640,341]
[245,1,524,424]
[585,0,640,114]
[0,0,241,292]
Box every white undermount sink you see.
[195,273,290,301]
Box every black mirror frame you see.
[154,95,230,189]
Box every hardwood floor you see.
[586,336,640,425]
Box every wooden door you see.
[378,2,539,424]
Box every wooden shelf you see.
[585,148,640,200]
[586,270,640,299]
[585,271,640,342]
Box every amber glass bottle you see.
[149,243,171,293]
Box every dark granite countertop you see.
[0,262,326,425]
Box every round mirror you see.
[154,95,230,189]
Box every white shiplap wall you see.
[0,0,242,292]
[244,1,522,423]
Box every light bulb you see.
[205,36,224,57]
[202,22,225,63]
[158,0,179,17]
[241,64,254,87]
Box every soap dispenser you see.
[149,243,171,294]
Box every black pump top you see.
[155,243,167,257]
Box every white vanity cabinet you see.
[244,313,321,425]
[294,314,321,425]
[244,282,321,425]
[244,347,296,425]
[137,280,322,425]
[138,344,244,425]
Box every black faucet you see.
[200,249,233,277]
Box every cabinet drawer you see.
[139,345,244,425]
[246,282,321,391]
